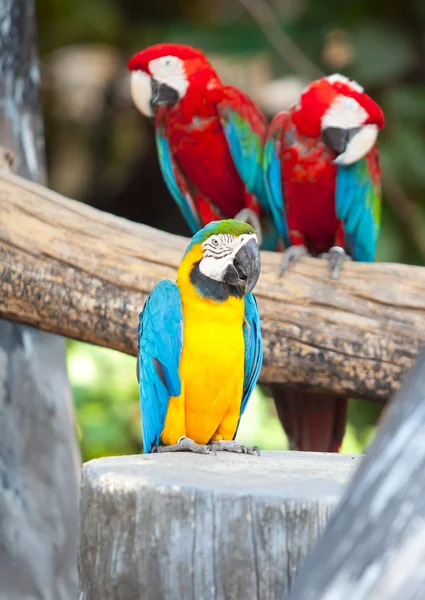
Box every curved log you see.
[1,167,425,400]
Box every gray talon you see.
[208,440,261,456]
[279,245,309,277]
[326,246,350,279]
[152,436,215,455]
[249,446,261,456]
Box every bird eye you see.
[211,238,219,247]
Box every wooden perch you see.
[1,167,425,400]
[78,451,360,599]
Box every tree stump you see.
[78,451,360,600]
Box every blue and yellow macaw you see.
[137,220,263,455]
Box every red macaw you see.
[263,73,384,451]
[128,43,279,250]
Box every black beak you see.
[322,126,362,156]
[223,239,261,295]
[150,78,179,110]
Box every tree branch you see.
[237,0,323,80]
[1,168,425,401]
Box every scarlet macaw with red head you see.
[264,73,384,278]
[263,74,384,452]
[128,43,279,250]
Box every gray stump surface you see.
[78,451,361,600]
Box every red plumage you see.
[273,390,348,453]
[271,76,383,255]
[129,43,267,223]
[272,111,340,253]
[267,75,384,452]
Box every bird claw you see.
[234,208,263,248]
[319,246,351,279]
[152,436,216,455]
[279,245,309,277]
[208,440,260,456]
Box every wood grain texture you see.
[78,451,361,600]
[286,348,425,600]
[1,168,425,400]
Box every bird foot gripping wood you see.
[319,246,351,280]
[152,436,215,455]
[279,245,310,277]
[207,440,260,456]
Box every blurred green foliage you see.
[68,339,384,462]
[68,341,141,459]
[36,0,425,460]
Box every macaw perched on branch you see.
[137,220,263,455]
[263,73,384,452]
[128,43,279,250]
[264,73,384,279]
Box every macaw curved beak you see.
[150,78,179,110]
[223,239,261,295]
[322,124,379,166]
[131,70,155,117]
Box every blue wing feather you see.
[137,280,183,453]
[335,154,381,262]
[217,88,269,212]
[262,114,291,247]
[235,293,263,435]
[155,123,203,234]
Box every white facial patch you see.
[148,55,189,99]
[199,233,257,282]
[131,70,154,117]
[326,74,364,93]
[333,124,378,165]
[322,95,368,131]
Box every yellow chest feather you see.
[160,249,246,446]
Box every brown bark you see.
[1,167,425,401]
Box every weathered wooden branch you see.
[286,347,425,600]
[78,451,361,600]
[1,167,425,400]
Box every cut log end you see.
[78,451,361,600]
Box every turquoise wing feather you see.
[137,280,183,453]
[335,150,381,262]
[262,112,291,247]
[237,293,263,432]
[217,86,269,211]
[156,120,203,234]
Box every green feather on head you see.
[185,219,256,254]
